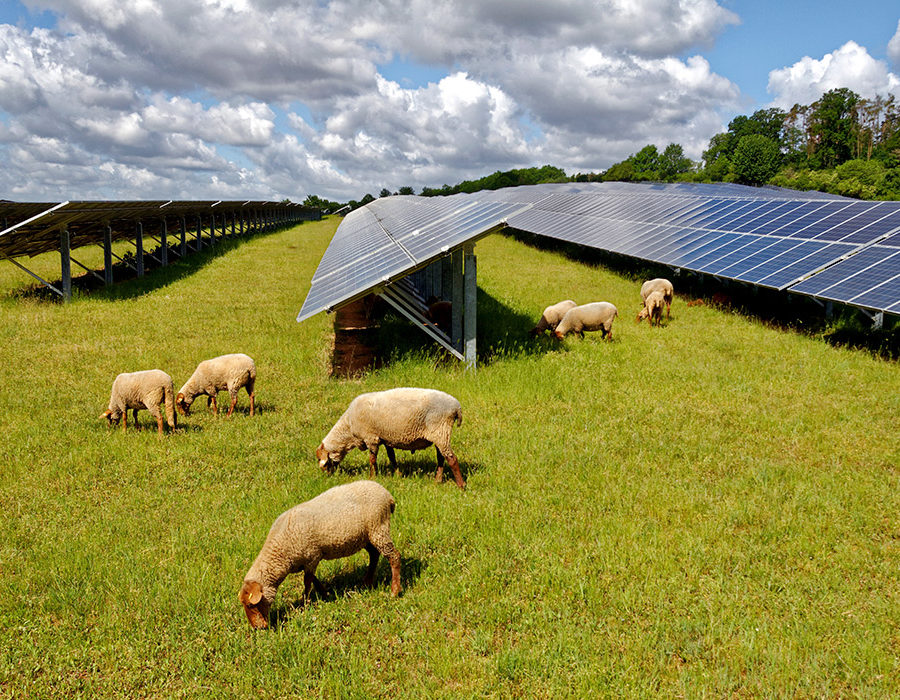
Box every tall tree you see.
[807,88,860,168]
[731,135,781,186]
[658,143,692,180]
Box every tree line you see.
[303,87,900,213]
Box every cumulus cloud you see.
[767,40,900,108]
[2,0,744,200]
[889,20,900,67]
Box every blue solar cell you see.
[739,241,827,285]
[727,201,792,232]
[701,236,775,275]
[755,243,853,289]
[764,201,831,236]
[672,233,741,268]
[839,209,900,244]
[715,238,801,278]
[789,248,887,296]
[691,234,758,272]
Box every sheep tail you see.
[164,383,176,429]
[454,407,463,427]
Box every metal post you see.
[180,216,187,257]
[451,249,463,352]
[464,245,477,369]
[136,221,145,277]
[196,215,203,251]
[873,312,884,330]
[103,224,113,286]
[210,213,216,245]
[60,226,72,302]
[160,218,168,266]
[231,212,236,237]
[441,256,452,300]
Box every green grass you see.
[1,217,898,697]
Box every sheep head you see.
[239,580,270,630]
[175,392,191,416]
[553,330,565,340]
[636,307,649,324]
[101,409,120,426]
[316,443,343,473]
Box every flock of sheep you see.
[102,277,673,630]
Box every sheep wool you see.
[176,353,256,417]
[101,369,176,435]
[554,302,618,340]
[640,278,674,319]
[637,290,666,326]
[317,387,466,489]
[239,480,401,629]
[530,299,577,336]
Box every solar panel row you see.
[298,182,900,324]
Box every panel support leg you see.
[180,216,187,257]
[451,249,463,352]
[60,226,72,302]
[464,244,477,370]
[136,221,145,277]
[103,225,113,286]
[160,218,168,266]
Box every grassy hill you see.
[1,217,897,697]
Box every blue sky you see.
[1,1,899,201]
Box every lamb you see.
[176,353,256,418]
[530,299,577,336]
[239,480,401,630]
[637,290,666,327]
[100,369,176,435]
[317,387,466,490]
[640,278,674,319]
[554,302,618,341]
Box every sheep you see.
[637,290,666,327]
[100,369,176,435]
[317,387,466,490]
[425,297,452,334]
[640,278,674,319]
[530,299,577,336]
[239,480,401,630]
[176,353,256,418]
[554,302,618,341]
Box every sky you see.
[1,0,899,203]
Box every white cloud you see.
[767,41,900,108]
[888,19,900,67]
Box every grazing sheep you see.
[637,290,666,326]
[176,353,256,418]
[239,480,401,630]
[640,278,674,319]
[101,369,176,435]
[425,297,452,334]
[554,302,618,341]
[317,387,466,490]
[530,299,577,336]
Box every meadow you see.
[0,216,898,698]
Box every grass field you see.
[1,217,898,698]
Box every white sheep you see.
[176,353,256,417]
[316,387,466,490]
[530,299,577,336]
[238,480,401,629]
[637,290,666,327]
[100,369,176,435]
[640,278,674,319]
[554,302,618,341]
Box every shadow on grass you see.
[508,229,900,360]
[7,224,304,303]
[373,287,568,369]
[269,554,426,629]
[330,451,484,488]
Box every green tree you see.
[379,188,392,198]
[398,186,415,195]
[731,134,781,185]
[807,87,859,169]
[658,143,692,180]
[631,145,660,177]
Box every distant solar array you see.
[298,182,899,325]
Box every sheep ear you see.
[100,410,111,420]
[241,581,263,605]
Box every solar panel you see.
[299,181,900,322]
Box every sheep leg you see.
[248,389,255,416]
[434,448,444,483]
[369,531,402,597]
[368,445,379,478]
[436,447,465,490]
[155,413,164,435]
[132,408,139,428]
[364,543,380,588]
[208,394,217,415]
[384,445,398,476]
[226,390,238,418]
[122,410,128,433]
[303,569,327,600]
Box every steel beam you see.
[464,244,477,369]
[60,226,71,301]
[103,225,113,285]
[136,221,145,277]
[451,249,463,351]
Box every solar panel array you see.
[297,195,527,321]
[299,182,900,322]
[0,200,319,260]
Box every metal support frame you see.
[70,255,105,283]
[464,244,477,369]
[196,215,203,251]
[378,285,464,361]
[451,250,463,351]
[210,213,217,245]
[60,226,71,301]
[180,216,187,257]
[160,218,168,266]
[103,225,113,286]
[136,221,145,277]
[5,257,63,297]
[109,248,138,272]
